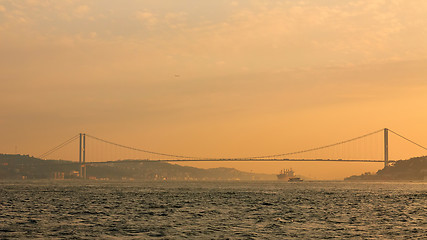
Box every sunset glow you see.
[1,0,426,179]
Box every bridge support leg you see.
[83,133,86,179]
[384,128,389,168]
[79,133,86,179]
[79,133,82,178]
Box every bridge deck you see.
[142,159,394,163]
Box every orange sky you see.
[1,0,426,179]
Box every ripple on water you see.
[0,181,426,239]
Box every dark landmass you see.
[0,154,275,181]
[345,156,427,181]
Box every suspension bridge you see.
[38,128,426,179]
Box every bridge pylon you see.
[79,133,86,179]
[384,128,389,168]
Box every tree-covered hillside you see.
[0,154,274,180]
[345,156,427,181]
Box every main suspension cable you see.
[38,134,80,159]
[388,129,427,151]
[85,134,200,159]
[243,129,384,159]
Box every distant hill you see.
[345,156,427,181]
[0,154,275,181]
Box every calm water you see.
[0,181,426,239]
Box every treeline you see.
[345,156,427,181]
[0,154,274,181]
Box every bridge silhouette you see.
[39,128,426,179]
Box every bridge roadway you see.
[103,158,395,163]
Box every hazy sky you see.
[1,0,426,179]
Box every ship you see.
[288,177,303,182]
[277,168,296,181]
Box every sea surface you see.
[0,181,426,239]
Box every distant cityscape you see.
[1,154,426,181]
[0,154,275,181]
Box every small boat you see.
[288,177,303,182]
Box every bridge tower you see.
[79,133,86,179]
[384,128,389,168]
